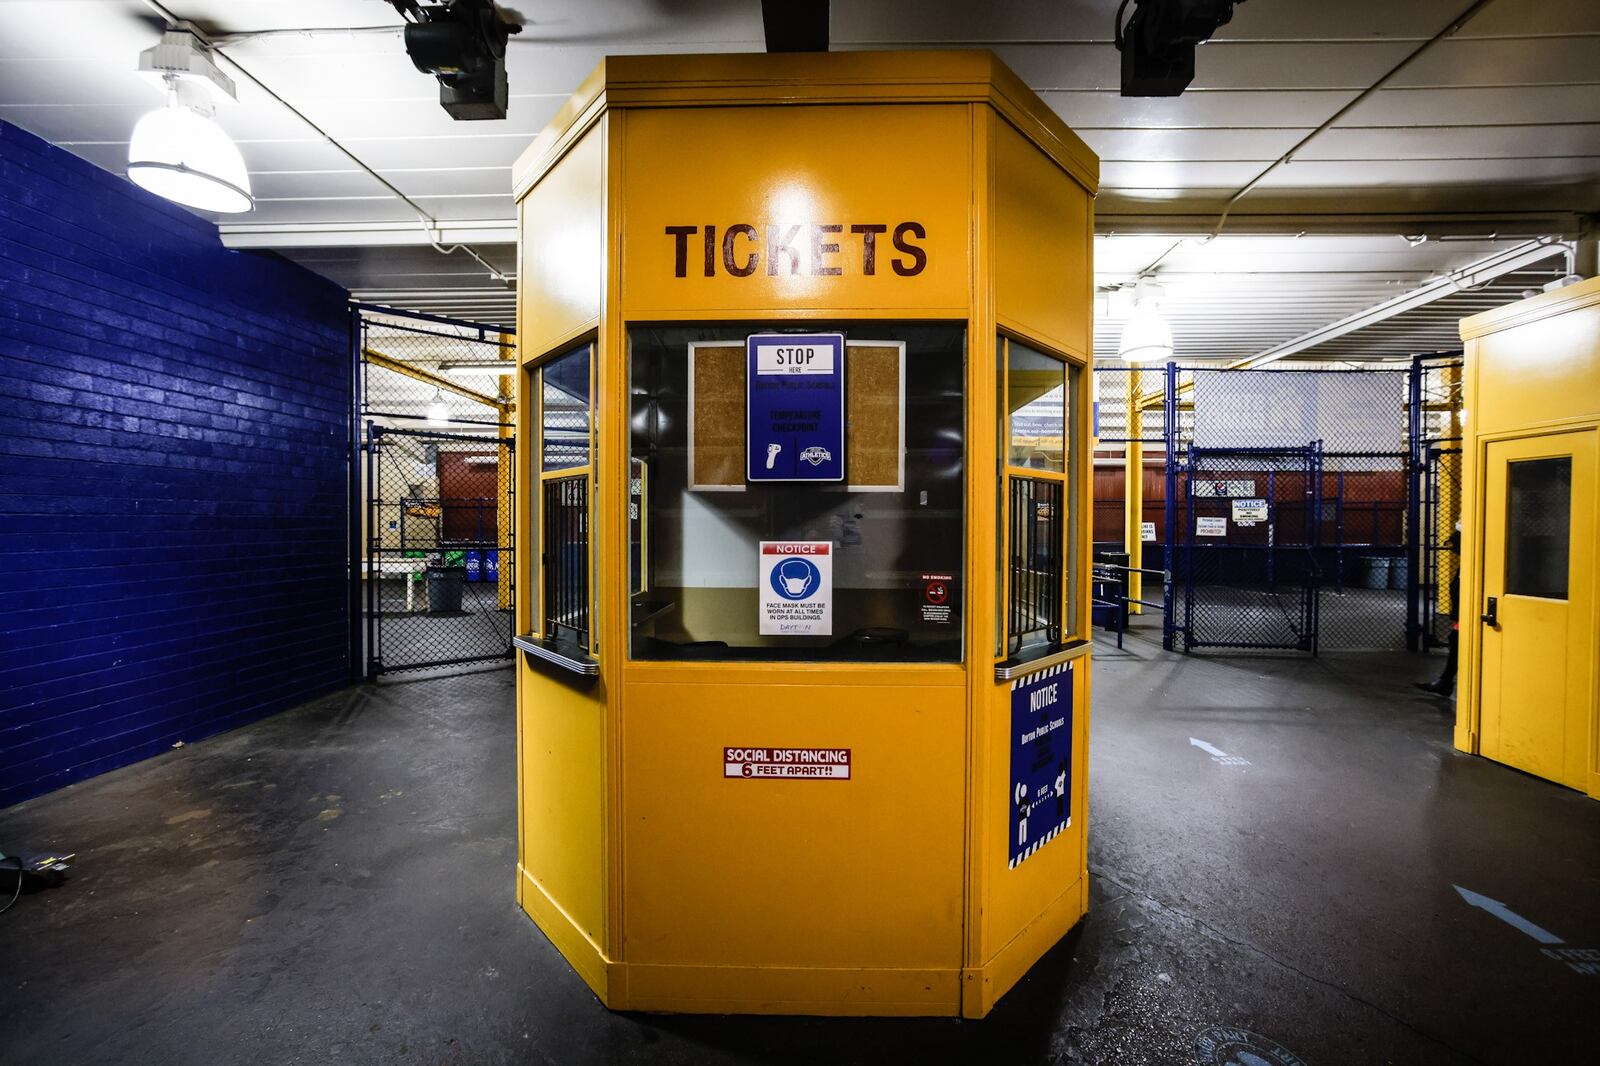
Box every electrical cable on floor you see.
[0,856,23,916]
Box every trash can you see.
[426,566,466,613]
[1388,556,1409,590]
[1358,556,1391,589]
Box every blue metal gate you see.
[1175,445,1323,653]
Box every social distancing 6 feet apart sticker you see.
[724,747,852,780]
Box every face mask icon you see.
[765,442,783,470]
[776,558,815,598]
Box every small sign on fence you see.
[1232,498,1268,525]
[1196,516,1228,537]
[1193,480,1257,498]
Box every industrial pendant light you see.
[1117,278,1174,363]
[426,388,451,426]
[127,30,253,214]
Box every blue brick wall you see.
[0,121,352,808]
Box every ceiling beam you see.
[1231,238,1572,369]
[220,220,518,249]
[1095,212,1590,240]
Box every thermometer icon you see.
[765,442,782,470]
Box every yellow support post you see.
[362,346,508,415]
[498,332,515,610]
[1123,369,1143,614]
[1435,362,1462,617]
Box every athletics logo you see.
[799,446,832,466]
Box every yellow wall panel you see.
[993,119,1093,358]
[620,677,966,970]
[619,105,971,316]
[519,123,605,358]
[518,666,609,951]
[1457,276,1600,801]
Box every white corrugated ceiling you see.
[1,0,1595,350]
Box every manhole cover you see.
[1194,1026,1307,1066]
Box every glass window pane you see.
[542,344,591,472]
[1008,341,1065,472]
[1064,362,1081,634]
[1505,456,1571,599]
[629,322,965,663]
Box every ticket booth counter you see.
[511,51,1097,1017]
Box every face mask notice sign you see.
[746,333,845,482]
[759,541,832,635]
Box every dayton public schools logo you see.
[799,446,832,467]
[770,557,821,600]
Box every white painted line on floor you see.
[1189,737,1250,766]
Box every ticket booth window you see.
[998,336,1080,658]
[530,342,594,652]
[627,322,966,662]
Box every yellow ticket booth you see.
[1457,276,1600,800]
[509,50,1097,1016]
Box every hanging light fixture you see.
[127,30,253,214]
[1116,278,1174,363]
[426,387,452,426]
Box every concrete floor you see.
[2,627,1597,1065]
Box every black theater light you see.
[1115,0,1242,97]
[389,0,521,120]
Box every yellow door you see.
[1478,429,1597,791]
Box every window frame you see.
[996,333,1083,661]
[524,338,598,655]
[624,319,967,665]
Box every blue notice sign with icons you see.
[746,332,845,482]
[1008,662,1073,868]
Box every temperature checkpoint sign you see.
[759,541,832,635]
[1009,661,1073,869]
[747,333,845,482]
[723,747,851,780]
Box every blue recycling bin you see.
[483,549,499,583]
[465,550,482,582]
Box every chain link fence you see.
[1095,362,1431,653]
[1178,447,1321,651]
[358,307,516,675]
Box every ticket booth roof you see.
[511,50,1099,202]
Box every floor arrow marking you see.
[1454,885,1565,945]
[1189,737,1249,765]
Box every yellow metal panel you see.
[517,666,610,969]
[514,51,1097,202]
[1477,430,1596,792]
[514,121,614,984]
[620,678,965,975]
[619,104,971,316]
[1458,276,1600,800]
[1463,277,1600,436]
[993,119,1093,358]
[517,124,605,358]
[972,662,1091,964]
